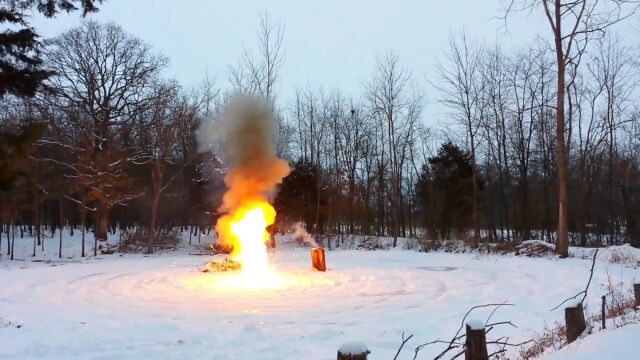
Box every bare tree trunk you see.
[471,155,480,247]
[521,173,530,241]
[96,204,110,242]
[32,225,36,257]
[608,121,615,245]
[389,139,399,247]
[93,208,103,257]
[399,196,405,240]
[554,6,569,257]
[10,221,15,260]
[377,164,385,236]
[148,162,162,254]
[5,223,9,255]
[40,202,44,251]
[58,194,64,258]
[349,176,356,234]
[81,205,86,257]
[32,185,39,256]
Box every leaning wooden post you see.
[337,343,369,360]
[634,283,640,307]
[311,247,326,271]
[565,302,586,343]
[465,323,488,360]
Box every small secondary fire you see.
[204,95,290,289]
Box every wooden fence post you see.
[465,323,488,360]
[601,295,606,329]
[634,283,640,308]
[565,302,586,343]
[337,342,369,360]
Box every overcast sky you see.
[29,1,571,124]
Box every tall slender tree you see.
[505,0,639,256]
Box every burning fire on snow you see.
[216,200,283,289]
[203,96,290,290]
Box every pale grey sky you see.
[30,1,556,122]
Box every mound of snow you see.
[545,323,640,360]
[570,244,640,265]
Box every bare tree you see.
[134,82,180,253]
[228,13,285,104]
[367,51,422,247]
[591,35,634,244]
[133,78,219,253]
[480,45,512,242]
[509,48,545,241]
[339,100,372,234]
[39,21,167,242]
[228,13,289,157]
[435,33,485,246]
[290,85,328,234]
[505,0,640,256]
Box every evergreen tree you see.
[0,0,101,98]
[416,142,482,239]
[0,1,102,194]
[0,122,43,191]
[275,158,318,231]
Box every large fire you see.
[228,203,273,270]
[204,96,290,290]
[216,199,283,289]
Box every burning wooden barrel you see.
[311,247,326,271]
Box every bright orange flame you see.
[216,198,283,289]
[209,96,290,290]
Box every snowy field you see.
[1,232,639,359]
[546,323,640,359]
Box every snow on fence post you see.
[465,321,488,360]
[337,342,369,360]
[311,247,326,272]
[634,283,640,308]
[564,301,586,343]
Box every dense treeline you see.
[1,3,640,257]
[278,33,640,249]
[425,34,640,247]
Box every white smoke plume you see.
[291,222,318,248]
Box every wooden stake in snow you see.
[551,248,595,343]
[634,283,640,308]
[601,295,606,329]
[565,302,586,343]
[464,322,488,360]
[337,342,369,360]
[311,247,326,272]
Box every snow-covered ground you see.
[1,233,639,359]
[545,324,640,360]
